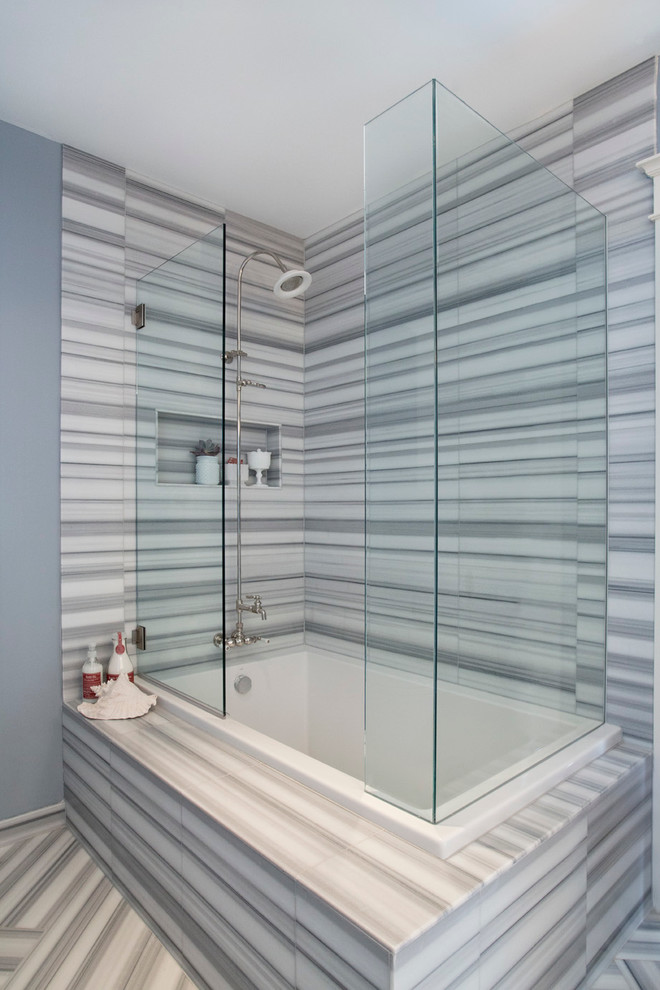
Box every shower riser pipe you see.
[226,249,311,649]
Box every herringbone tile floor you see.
[2,814,657,989]
[0,819,199,990]
[588,911,660,990]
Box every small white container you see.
[195,455,220,485]
[248,448,271,487]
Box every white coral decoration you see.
[78,672,157,720]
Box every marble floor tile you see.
[587,962,630,989]
[0,819,200,989]
[586,907,660,989]
[619,959,660,989]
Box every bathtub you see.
[143,647,620,858]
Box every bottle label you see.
[107,671,134,683]
[83,671,102,699]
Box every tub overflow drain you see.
[234,674,252,695]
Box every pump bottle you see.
[82,642,103,699]
[107,631,134,683]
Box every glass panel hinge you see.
[132,625,146,651]
[132,304,146,329]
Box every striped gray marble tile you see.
[587,910,660,989]
[0,818,199,990]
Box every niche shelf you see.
[155,411,281,488]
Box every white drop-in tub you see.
[143,647,620,858]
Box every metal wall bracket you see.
[224,348,247,363]
[132,303,146,329]
[132,625,147,651]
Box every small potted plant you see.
[191,439,220,485]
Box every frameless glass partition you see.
[364,81,607,822]
[135,224,227,714]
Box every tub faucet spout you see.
[213,594,269,650]
[239,595,267,620]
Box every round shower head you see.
[273,268,312,299]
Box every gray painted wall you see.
[0,118,63,820]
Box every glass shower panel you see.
[364,82,442,818]
[450,118,580,713]
[364,81,607,824]
[434,84,606,816]
[135,224,227,714]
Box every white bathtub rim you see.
[139,668,621,859]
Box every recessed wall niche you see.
[156,411,282,487]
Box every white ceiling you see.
[1,0,659,238]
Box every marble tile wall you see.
[131,221,227,675]
[61,150,305,698]
[223,211,306,656]
[63,699,651,988]
[573,60,658,742]
[363,135,607,719]
[124,175,230,684]
[304,211,366,659]
[62,59,657,740]
[512,59,658,741]
[61,148,130,700]
[302,58,658,745]
[58,58,657,987]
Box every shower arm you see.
[233,250,287,630]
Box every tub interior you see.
[148,649,364,777]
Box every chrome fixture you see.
[214,629,270,650]
[223,348,247,363]
[236,378,266,389]
[218,249,312,651]
[273,268,312,298]
[132,303,146,330]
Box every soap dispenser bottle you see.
[107,631,134,683]
[82,642,103,700]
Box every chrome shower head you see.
[237,249,312,313]
[273,267,312,299]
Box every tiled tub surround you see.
[63,702,650,989]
